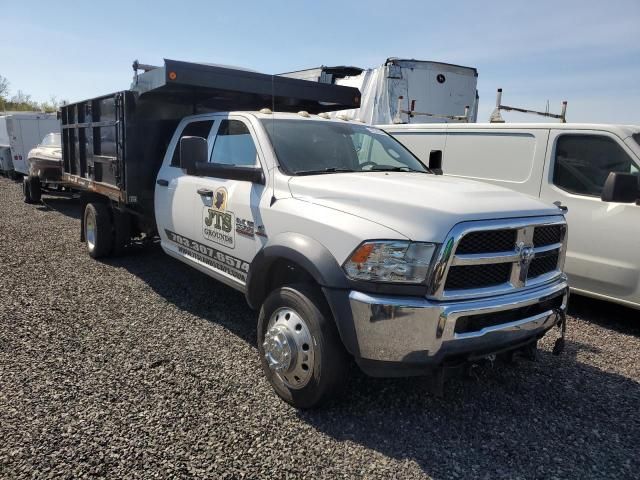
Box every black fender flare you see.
[245,232,350,310]
[245,233,361,357]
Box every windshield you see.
[41,133,61,147]
[261,119,429,175]
[633,133,640,148]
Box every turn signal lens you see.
[343,241,437,284]
[349,243,375,263]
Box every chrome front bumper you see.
[347,277,568,372]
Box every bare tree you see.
[0,75,8,99]
[10,90,32,104]
[0,75,8,113]
[40,95,62,112]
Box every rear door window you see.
[553,134,639,196]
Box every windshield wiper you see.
[370,166,429,173]
[295,167,355,176]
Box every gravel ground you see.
[1,176,639,479]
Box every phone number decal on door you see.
[165,229,249,281]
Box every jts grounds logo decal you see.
[203,187,235,248]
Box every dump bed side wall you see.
[60,92,186,219]
[61,92,126,200]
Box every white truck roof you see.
[382,122,640,139]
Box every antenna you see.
[490,88,568,123]
[269,74,277,206]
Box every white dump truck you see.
[58,59,569,408]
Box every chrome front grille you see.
[445,263,511,290]
[428,216,567,300]
[456,229,517,254]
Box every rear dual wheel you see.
[83,202,131,258]
[84,203,113,258]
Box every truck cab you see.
[152,111,569,407]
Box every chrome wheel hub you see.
[263,325,295,372]
[86,211,96,251]
[263,307,314,389]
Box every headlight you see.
[343,241,437,283]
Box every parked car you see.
[382,122,640,309]
[57,59,569,408]
[23,132,63,203]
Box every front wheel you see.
[257,284,348,409]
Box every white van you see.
[382,123,640,309]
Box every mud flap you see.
[552,309,567,356]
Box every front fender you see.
[245,232,349,309]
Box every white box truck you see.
[280,58,479,125]
[56,59,569,408]
[383,122,640,310]
[0,112,59,177]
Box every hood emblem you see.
[516,241,535,284]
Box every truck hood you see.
[288,172,562,242]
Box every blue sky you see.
[1,0,639,123]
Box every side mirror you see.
[429,149,443,175]
[601,172,639,203]
[180,136,207,175]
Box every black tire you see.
[257,284,348,409]
[111,209,131,256]
[83,202,113,258]
[28,177,41,203]
[23,176,32,203]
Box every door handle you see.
[156,179,169,186]
[197,188,213,197]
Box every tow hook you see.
[552,308,567,356]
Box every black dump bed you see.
[60,59,361,216]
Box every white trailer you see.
[280,58,479,125]
[0,147,13,177]
[0,119,13,176]
[0,113,59,177]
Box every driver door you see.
[190,115,268,290]
[539,130,640,304]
